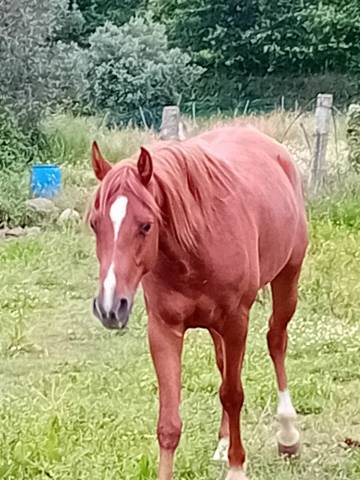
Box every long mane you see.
[93,141,234,253]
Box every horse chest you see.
[143,273,239,330]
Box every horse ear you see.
[137,147,153,186]
[92,141,112,181]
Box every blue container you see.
[31,164,62,198]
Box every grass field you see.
[0,111,359,479]
[0,192,360,479]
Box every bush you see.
[0,171,31,228]
[0,108,39,171]
[83,16,204,127]
[0,0,87,130]
[347,105,360,172]
[75,0,148,42]
[151,0,360,78]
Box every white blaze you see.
[103,263,116,313]
[110,196,128,240]
[103,196,128,313]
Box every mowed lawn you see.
[0,204,360,479]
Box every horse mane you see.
[92,141,234,253]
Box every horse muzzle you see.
[93,295,132,330]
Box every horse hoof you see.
[212,437,229,462]
[278,440,301,457]
[225,467,248,480]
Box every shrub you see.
[0,0,87,130]
[83,16,204,127]
[347,105,360,172]
[151,0,360,77]
[0,108,37,171]
[75,0,148,42]
[0,171,31,228]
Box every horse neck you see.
[157,224,193,263]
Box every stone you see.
[57,208,81,224]
[25,197,58,214]
[6,227,26,237]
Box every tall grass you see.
[1,110,357,227]
[0,171,32,228]
[42,113,155,166]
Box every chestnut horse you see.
[88,125,308,480]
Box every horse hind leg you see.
[267,261,303,457]
[210,329,229,462]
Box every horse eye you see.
[141,223,152,234]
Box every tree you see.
[74,0,149,42]
[150,0,258,73]
[0,0,86,128]
[150,0,360,77]
[83,16,204,126]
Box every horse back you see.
[194,126,308,286]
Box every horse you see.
[88,125,308,480]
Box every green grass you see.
[0,203,360,479]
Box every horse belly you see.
[257,195,303,286]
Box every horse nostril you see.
[119,297,128,313]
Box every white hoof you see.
[225,467,248,480]
[212,437,229,462]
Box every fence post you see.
[309,93,333,194]
[159,106,180,140]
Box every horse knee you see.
[157,417,182,450]
[220,382,244,413]
[267,327,287,358]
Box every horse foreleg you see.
[210,329,229,462]
[220,311,249,480]
[148,317,184,480]
[267,264,301,456]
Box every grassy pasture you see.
[0,112,359,479]
[0,196,360,479]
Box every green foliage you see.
[41,112,155,166]
[0,171,31,228]
[347,106,360,172]
[0,0,87,129]
[253,0,360,75]
[182,72,360,118]
[75,0,149,42]
[55,1,87,44]
[309,191,360,231]
[151,0,360,79]
[150,0,258,71]
[83,17,204,126]
[0,108,34,171]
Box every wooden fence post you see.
[159,106,180,140]
[309,93,333,194]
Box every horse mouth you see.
[92,297,131,330]
[101,316,129,330]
